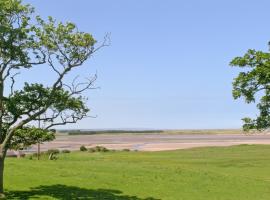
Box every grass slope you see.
[4,145,270,199]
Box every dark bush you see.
[88,148,96,153]
[122,149,131,152]
[46,149,60,160]
[96,146,109,152]
[61,149,71,153]
[47,149,60,155]
[88,146,109,153]
[48,153,58,160]
[80,145,87,151]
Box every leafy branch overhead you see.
[231,48,270,131]
[0,0,109,150]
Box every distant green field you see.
[5,145,270,199]
[59,129,243,135]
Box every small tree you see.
[0,0,108,196]
[10,127,55,151]
[230,43,270,131]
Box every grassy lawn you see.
[4,145,270,199]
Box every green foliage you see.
[5,83,89,124]
[231,45,270,131]
[88,146,109,153]
[61,149,70,153]
[46,149,60,155]
[30,149,61,160]
[34,16,96,66]
[122,148,131,152]
[79,145,87,151]
[88,148,95,153]
[47,149,59,160]
[10,127,55,150]
[0,0,102,194]
[0,0,37,67]
[0,0,99,150]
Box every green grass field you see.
[4,145,270,199]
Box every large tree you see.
[231,44,270,131]
[0,0,107,196]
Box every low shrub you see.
[61,149,71,153]
[88,146,109,153]
[47,149,60,155]
[80,145,87,151]
[122,149,131,152]
[88,148,96,153]
[31,152,44,158]
[96,146,109,152]
[32,152,38,157]
[46,149,60,160]
[48,153,58,160]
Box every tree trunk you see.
[37,143,40,160]
[0,153,5,198]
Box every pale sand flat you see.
[26,134,270,152]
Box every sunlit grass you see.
[5,145,270,199]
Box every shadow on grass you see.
[5,184,160,200]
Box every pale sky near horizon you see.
[22,0,270,129]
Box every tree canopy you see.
[0,0,108,195]
[10,127,55,150]
[231,47,270,131]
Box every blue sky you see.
[22,0,270,129]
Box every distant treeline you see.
[59,130,164,135]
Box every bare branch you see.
[10,72,20,95]
[92,33,111,53]
[2,31,107,149]
[48,54,61,76]
[2,50,46,80]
